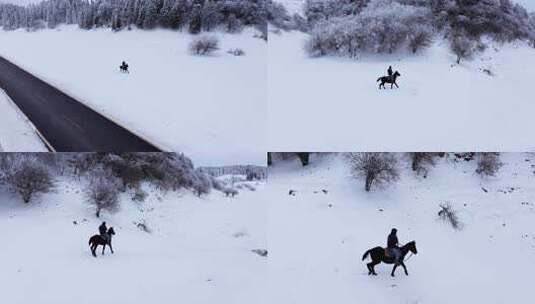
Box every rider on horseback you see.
[120,61,129,72]
[387,228,401,265]
[387,66,393,77]
[99,222,108,242]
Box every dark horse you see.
[119,62,129,73]
[377,71,401,89]
[362,241,417,277]
[88,227,115,257]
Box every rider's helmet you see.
[391,228,397,234]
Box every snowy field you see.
[268,153,535,304]
[268,30,535,151]
[0,89,47,152]
[0,25,266,166]
[0,180,267,304]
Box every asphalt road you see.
[0,56,161,152]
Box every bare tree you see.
[475,153,503,177]
[189,36,219,56]
[410,153,437,178]
[409,28,433,53]
[7,157,55,203]
[346,153,399,192]
[296,153,310,166]
[438,202,462,230]
[450,33,475,64]
[85,170,120,218]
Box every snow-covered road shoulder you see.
[0,89,48,152]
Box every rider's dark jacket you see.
[99,223,107,235]
[387,233,398,249]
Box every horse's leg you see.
[370,261,380,275]
[367,262,373,275]
[391,264,398,277]
[401,262,408,275]
[394,81,399,88]
[91,244,97,257]
[109,242,114,254]
[102,244,106,255]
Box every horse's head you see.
[108,227,116,235]
[394,71,401,77]
[407,240,417,254]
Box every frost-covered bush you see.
[410,152,437,177]
[306,0,434,57]
[450,32,476,64]
[266,0,294,30]
[346,153,399,192]
[438,202,461,230]
[408,25,433,53]
[192,171,212,197]
[132,188,148,202]
[304,0,369,26]
[475,153,503,177]
[85,169,120,218]
[223,188,239,197]
[70,153,202,194]
[227,48,245,56]
[189,36,220,56]
[6,156,56,203]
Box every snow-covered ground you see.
[0,25,266,166]
[0,89,47,152]
[268,153,535,304]
[268,30,535,151]
[0,179,267,304]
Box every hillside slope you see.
[268,153,535,304]
[0,26,266,165]
[268,30,535,151]
[0,180,267,304]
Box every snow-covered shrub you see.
[306,0,434,57]
[85,169,120,218]
[450,32,476,64]
[438,202,461,230]
[475,153,503,177]
[71,153,202,193]
[132,188,147,202]
[410,152,437,177]
[189,36,220,56]
[227,48,245,56]
[408,25,433,53]
[266,0,294,30]
[346,153,399,192]
[192,171,212,197]
[134,219,152,233]
[7,157,55,203]
[223,188,239,197]
[304,0,369,26]
[297,153,310,166]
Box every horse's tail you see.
[362,249,371,261]
[376,77,381,82]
